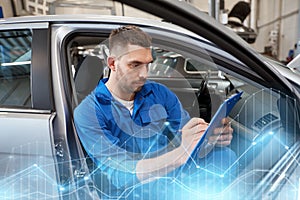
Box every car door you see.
[0,23,60,199]
[60,18,300,199]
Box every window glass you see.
[148,48,219,79]
[185,58,217,72]
[149,55,178,77]
[0,30,32,108]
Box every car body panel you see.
[0,111,59,199]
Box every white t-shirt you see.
[111,93,134,115]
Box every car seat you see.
[74,55,104,104]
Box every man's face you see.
[113,44,153,93]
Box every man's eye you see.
[131,63,140,68]
[128,62,151,69]
[129,63,143,68]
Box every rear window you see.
[0,30,32,108]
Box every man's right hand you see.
[179,118,208,163]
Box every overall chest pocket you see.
[139,104,169,150]
[140,104,168,127]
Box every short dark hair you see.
[109,25,152,54]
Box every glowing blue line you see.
[298,178,300,200]
[272,134,290,150]
[32,164,59,185]
[222,144,255,175]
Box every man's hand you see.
[178,118,208,162]
[208,118,233,147]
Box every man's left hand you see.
[208,118,233,147]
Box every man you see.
[74,25,236,199]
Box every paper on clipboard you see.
[182,91,243,169]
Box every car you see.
[0,0,300,199]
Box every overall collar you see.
[95,78,153,104]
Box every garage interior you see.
[0,0,300,64]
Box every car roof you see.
[0,14,200,37]
[0,14,155,24]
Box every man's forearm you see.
[135,146,188,182]
[136,117,208,182]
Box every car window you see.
[0,30,32,108]
[148,54,178,77]
[185,58,217,73]
[148,50,219,78]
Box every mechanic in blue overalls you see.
[74,25,237,200]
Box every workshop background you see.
[0,0,299,63]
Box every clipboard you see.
[181,91,243,171]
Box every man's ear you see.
[107,56,116,71]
